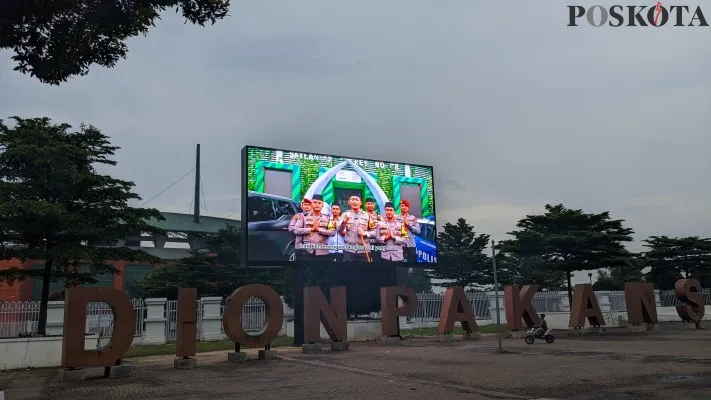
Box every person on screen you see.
[337,194,377,262]
[327,204,344,262]
[289,198,312,260]
[365,198,382,263]
[398,199,421,264]
[377,202,406,262]
[292,194,336,260]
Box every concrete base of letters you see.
[58,369,86,382]
[105,365,131,379]
[627,324,646,333]
[302,344,322,354]
[174,357,199,369]
[568,327,605,336]
[678,321,704,330]
[330,342,350,352]
[462,331,482,340]
[379,336,404,345]
[227,352,250,362]
[436,333,453,343]
[258,350,278,360]
[506,330,526,339]
[646,324,661,331]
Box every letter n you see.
[438,286,477,334]
[380,286,417,337]
[304,286,347,343]
[624,282,658,325]
[176,288,198,358]
[62,287,135,369]
[675,278,705,323]
[223,284,284,347]
[568,284,605,328]
[504,284,541,330]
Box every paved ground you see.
[2,326,711,399]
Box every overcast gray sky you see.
[1,0,710,269]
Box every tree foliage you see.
[642,236,711,289]
[0,0,230,85]
[139,225,283,299]
[494,248,567,291]
[428,218,491,289]
[502,204,634,302]
[592,255,644,290]
[0,116,163,334]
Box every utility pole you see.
[193,144,200,223]
[492,239,503,353]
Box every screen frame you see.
[240,145,438,269]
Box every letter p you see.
[568,6,586,26]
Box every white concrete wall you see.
[0,335,99,370]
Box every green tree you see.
[494,246,567,290]
[503,204,634,304]
[397,267,432,293]
[428,218,491,289]
[592,255,644,290]
[0,117,163,335]
[139,225,283,299]
[1,0,230,85]
[642,236,711,289]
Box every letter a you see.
[438,286,477,334]
[304,286,347,343]
[62,287,135,369]
[568,284,605,328]
[504,284,541,330]
[624,282,658,325]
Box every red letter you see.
[304,286,347,343]
[504,284,541,330]
[568,284,605,328]
[675,278,705,324]
[62,288,135,369]
[624,282,658,325]
[223,284,284,348]
[438,286,477,334]
[380,287,417,337]
[176,288,198,357]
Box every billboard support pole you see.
[491,240,503,353]
[291,265,305,347]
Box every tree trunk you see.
[37,260,53,336]
[566,269,573,307]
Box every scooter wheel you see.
[545,335,555,344]
[525,336,535,344]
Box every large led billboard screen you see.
[241,146,437,266]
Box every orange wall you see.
[0,259,155,301]
[0,259,33,301]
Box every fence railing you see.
[2,289,709,340]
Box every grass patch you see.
[401,324,503,337]
[125,336,293,359]
[124,325,507,358]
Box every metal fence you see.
[164,297,267,342]
[3,289,711,339]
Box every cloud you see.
[0,0,709,258]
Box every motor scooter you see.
[524,328,555,344]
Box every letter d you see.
[62,287,135,369]
[568,6,586,26]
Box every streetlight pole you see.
[491,240,503,353]
[588,272,593,285]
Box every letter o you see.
[222,284,284,348]
[648,5,669,26]
[586,5,609,27]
